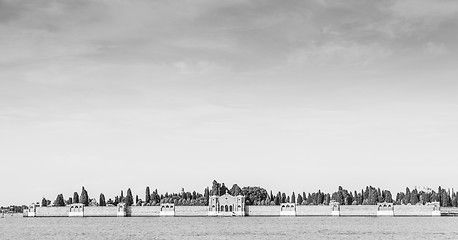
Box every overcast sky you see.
[1,0,458,206]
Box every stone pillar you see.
[117,203,126,217]
[376,202,394,216]
[235,195,246,217]
[68,203,84,217]
[208,196,218,216]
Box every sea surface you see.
[1,215,458,239]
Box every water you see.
[2,216,458,239]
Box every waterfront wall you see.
[394,205,434,216]
[340,205,378,216]
[84,207,117,217]
[129,206,161,217]
[175,206,208,216]
[27,205,453,217]
[36,206,67,217]
[296,205,330,216]
[246,206,279,216]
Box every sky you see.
[1,0,458,206]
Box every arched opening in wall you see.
[221,206,224,212]
[238,205,241,211]
[225,205,228,212]
[229,205,233,212]
[212,205,215,211]
[281,205,285,211]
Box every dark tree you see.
[275,192,281,205]
[242,186,268,205]
[220,183,229,195]
[410,189,419,205]
[291,192,296,204]
[297,193,303,205]
[230,184,242,196]
[384,190,393,203]
[66,197,73,205]
[80,187,89,206]
[41,197,48,207]
[99,193,106,206]
[204,187,210,205]
[73,192,79,204]
[55,194,65,206]
[281,192,287,203]
[126,188,134,206]
[145,187,151,203]
[211,180,221,196]
[404,187,411,205]
[192,191,197,200]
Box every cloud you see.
[425,42,447,55]
[287,41,392,67]
[0,0,457,72]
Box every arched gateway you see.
[208,191,245,216]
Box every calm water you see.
[2,216,458,239]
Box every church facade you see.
[208,191,245,216]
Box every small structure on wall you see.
[68,203,84,217]
[428,202,441,216]
[117,203,127,217]
[377,202,394,216]
[160,203,175,216]
[280,203,296,216]
[25,204,37,217]
[208,191,245,216]
[330,201,340,216]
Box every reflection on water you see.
[1,216,458,240]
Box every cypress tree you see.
[410,189,419,205]
[126,188,134,206]
[281,193,286,203]
[404,187,411,205]
[204,187,209,205]
[145,187,151,203]
[99,194,106,206]
[297,193,303,205]
[291,192,296,204]
[275,192,281,205]
[80,187,89,206]
[192,191,197,200]
[41,197,48,207]
[73,192,79,204]
[55,194,65,206]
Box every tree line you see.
[37,180,458,208]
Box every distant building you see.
[208,191,245,216]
